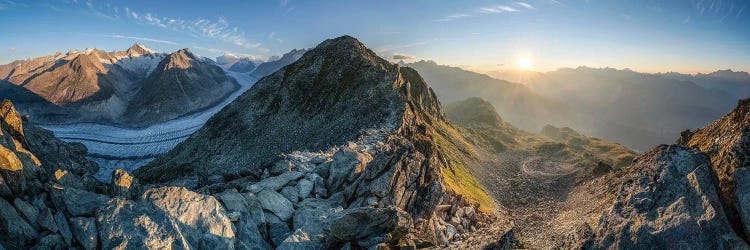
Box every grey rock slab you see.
[270,160,294,176]
[143,186,235,247]
[13,198,39,226]
[0,198,38,247]
[246,171,304,193]
[62,187,109,217]
[281,185,299,203]
[34,233,66,249]
[257,189,295,221]
[296,178,314,199]
[54,210,73,246]
[328,206,412,247]
[37,207,58,232]
[97,198,191,250]
[735,168,750,236]
[592,145,747,249]
[269,222,291,246]
[70,217,98,250]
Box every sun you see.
[518,55,533,70]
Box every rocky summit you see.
[135,35,501,248]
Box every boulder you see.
[246,171,304,193]
[0,175,12,199]
[293,198,343,235]
[70,217,98,250]
[143,186,235,247]
[269,222,291,246]
[34,233,66,249]
[281,185,299,203]
[734,168,750,235]
[327,149,369,191]
[13,198,39,226]
[54,210,73,246]
[296,178,314,199]
[0,100,24,140]
[592,145,747,249]
[216,190,271,250]
[97,198,191,249]
[62,187,109,217]
[0,145,25,195]
[310,174,327,198]
[257,189,295,221]
[0,198,38,247]
[37,207,58,232]
[111,168,138,199]
[328,206,412,248]
[276,228,328,250]
[271,160,294,175]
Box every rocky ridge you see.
[135,35,503,248]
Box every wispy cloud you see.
[101,34,179,45]
[436,3,531,22]
[123,9,268,52]
[8,47,16,52]
[280,0,295,15]
[0,0,23,11]
[84,0,115,20]
[434,13,471,22]
[268,32,283,43]
[515,2,535,10]
[477,5,519,13]
[42,0,115,20]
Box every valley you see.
[38,69,259,181]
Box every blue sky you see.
[0,0,748,73]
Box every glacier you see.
[39,70,258,182]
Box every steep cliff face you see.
[136,36,499,248]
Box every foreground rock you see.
[680,97,750,236]
[143,186,235,247]
[97,198,191,249]
[590,145,746,249]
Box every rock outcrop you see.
[680,97,750,237]
[0,100,103,248]
[590,145,746,249]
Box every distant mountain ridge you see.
[451,65,745,151]
[658,69,750,100]
[0,44,239,127]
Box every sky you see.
[0,0,748,74]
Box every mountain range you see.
[413,62,749,151]
[0,44,239,127]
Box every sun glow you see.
[518,55,533,70]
